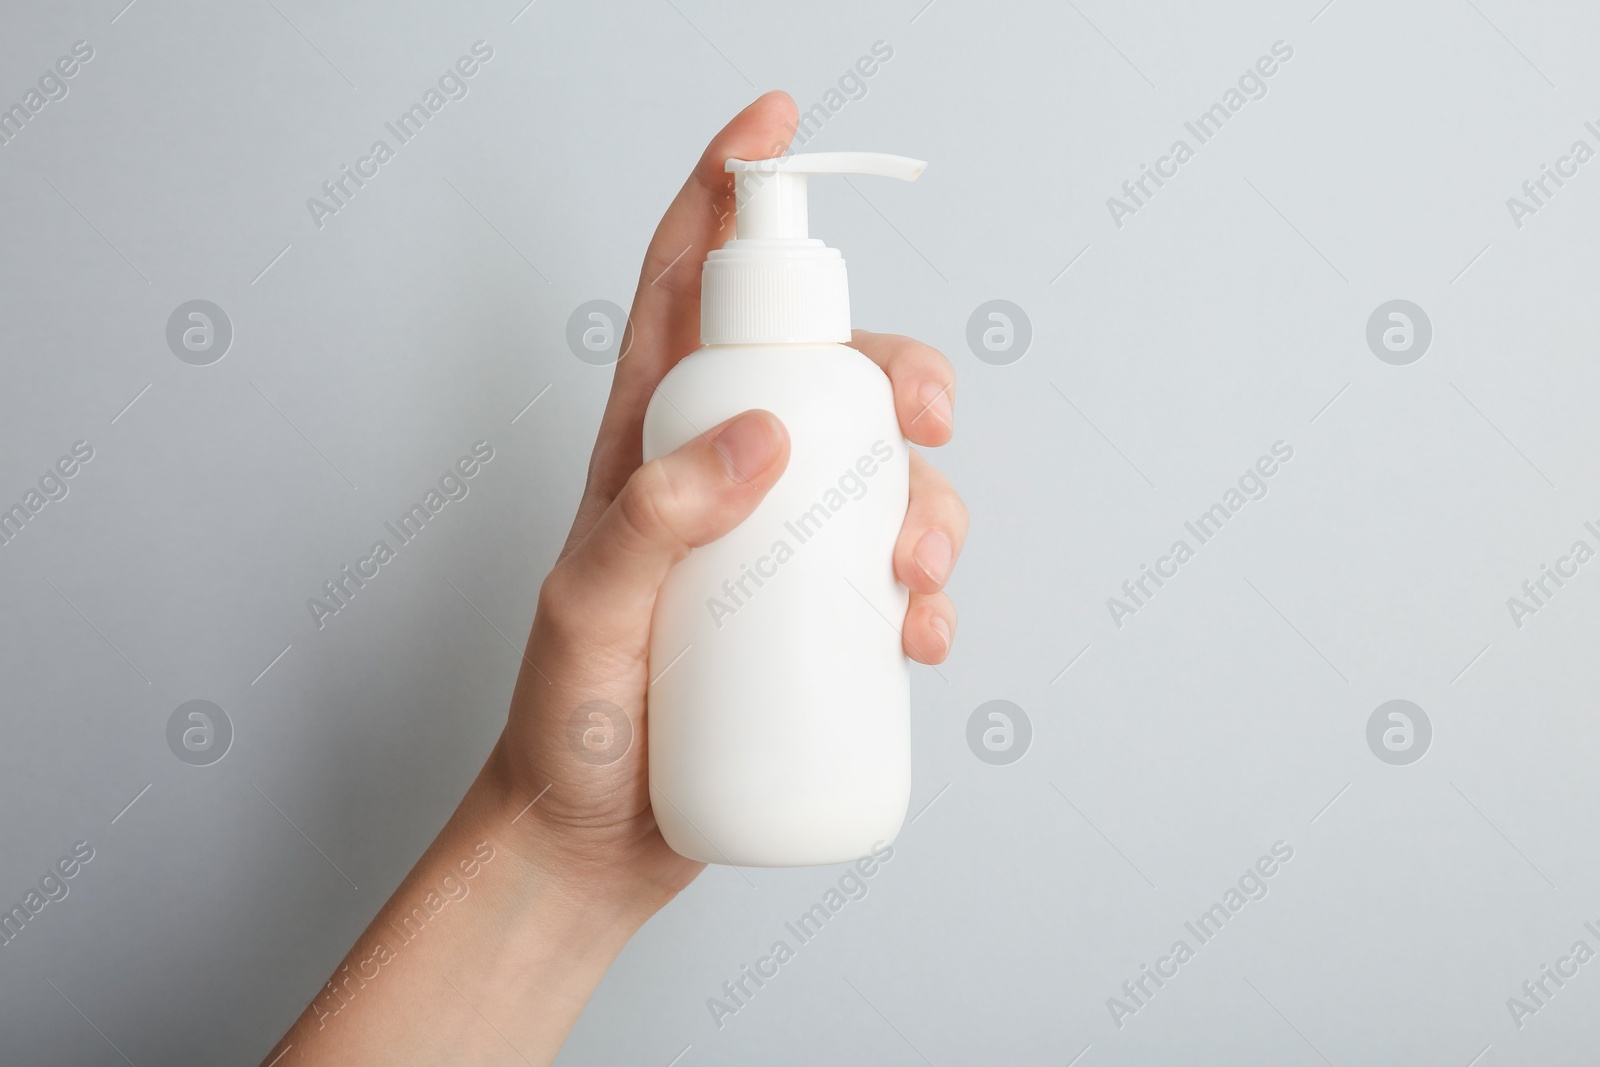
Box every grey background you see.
[2,0,1597,1064]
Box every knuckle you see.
[940,593,958,625]
[897,336,947,371]
[535,561,585,641]
[618,459,687,552]
[883,334,923,367]
[918,467,969,532]
[949,492,971,535]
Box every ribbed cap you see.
[700,241,850,345]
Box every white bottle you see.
[643,152,925,867]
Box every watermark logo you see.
[308,840,495,1032]
[308,441,495,631]
[967,699,1031,765]
[1505,121,1600,230]
[0,40,95,148]
[0,440,94,550]
[1105,40,1295,229]
[707,840,893,1029]
[1505,919,1600,1030]
[566,299,632,366]
[1366,699,1430,765]
[705,439,895,629]
[791,41,895,148]
[305,41,495,230]
[566,700,632,765]
[1107,441,1295,629]
[0,840,94,950]
[1107,841,1295,1029]
[1365,300,1431,365]
[166,300,233,366]
[1505,521,1600,629]
[166,700,233,766]
[966,300,1031,365]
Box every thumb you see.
[547,410,789,636]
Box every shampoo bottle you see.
[643,152,925,867]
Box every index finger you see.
[847,329,956,447]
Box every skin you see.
[265,91,968,1067]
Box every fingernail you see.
[929,614,952,657]
[712,412,781,482]
[913,529,953,585]
[917,380,953,430]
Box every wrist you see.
[280,747,659,1064]
[466,741,673,937]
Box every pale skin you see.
[265,91,969,1066]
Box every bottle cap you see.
[700,152,925,345]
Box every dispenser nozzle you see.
[725,152,927,241]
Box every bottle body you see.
[642,342,911,867]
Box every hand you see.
[270,90,967,1067]
[487,89,969,911]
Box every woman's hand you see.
[270,90,966,1067]
[489,89,967,914]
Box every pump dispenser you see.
[700,154,926,344]
[643,152,925,867]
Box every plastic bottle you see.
[642,152,925,867]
